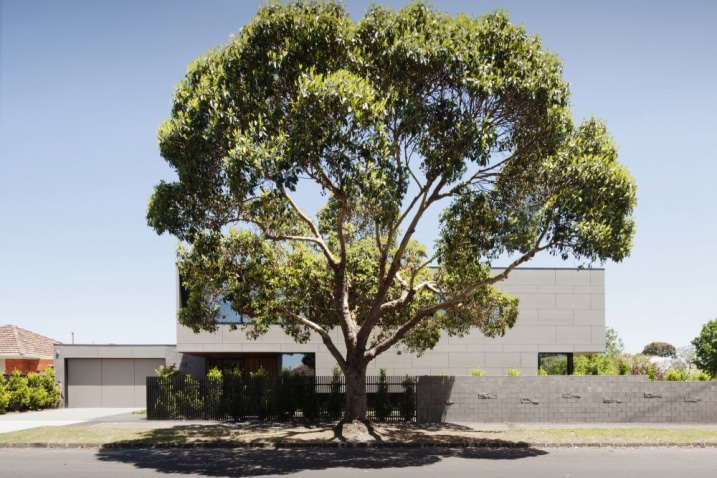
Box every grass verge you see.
[1,424,717,446]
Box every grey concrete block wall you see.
[168,350,205,377]
[417,376,717,423]
[176,268,606,376]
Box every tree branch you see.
[357,175,447,347]
[278,185,338,267]
[264,233,329,247]
[366,304,446,360]
[279,310,348,371]
[367,229,556,361]
[435,154,513,201]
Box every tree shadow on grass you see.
[101,421,523,447]
[97,446,548,478]
[97,421,547,477]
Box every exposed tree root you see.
[332,418,384,442]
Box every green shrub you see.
[152,363,182,418]
[153,375,178,418]
[177,374,204,419]
[664,368,686,381]
[155,364,180,377]
[617,357,631,375]
[327,366,343,419]
[6,370,30,412]
[539,355,569,375]
[26,372,41,389]
[469,368,485,376]
[27,372,51,409]
[206,367,223,418]
[401,375,416,421]
[688,371,710,381]
[248,367,270,419]
[374,369,391,421]
[574,354,618,375]
[42,368,60,407]
[537,367,548,376]
[506,368,521,376]
[24,371,59,409]
[298,374,318,420]
[0,375,9,413]
[223,369,246,419]
[277,368,298,420]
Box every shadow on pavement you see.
[97,446,548,477]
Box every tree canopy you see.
[147,1,636,422]
[642,341,677,358]
[691,319,717,378]
[605,327,625,358]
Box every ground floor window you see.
[208,357,245,376]
[538,353,574,375]
[281,353,315,376]
[205,353,316,380]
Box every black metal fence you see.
[146,374,417,422]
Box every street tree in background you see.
[147,1,636,425]
[691,319,717,378]
[677,345,696,370]
[605,327,625,358]
[642,342,677,358]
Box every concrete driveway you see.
[0,408,141,434]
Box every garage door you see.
[66,358,164,408]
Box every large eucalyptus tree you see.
[148,1,636,424]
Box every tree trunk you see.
[342,362,368,422]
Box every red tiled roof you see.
[0,325,61,358]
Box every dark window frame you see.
[538,352,574,375]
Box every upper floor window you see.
[179,277,251,324]
[216,298,251,324]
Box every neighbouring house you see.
[54,267,606,407]
[0,324,61,375]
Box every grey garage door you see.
[66,358,163,408]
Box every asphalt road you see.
[2,447,716,477]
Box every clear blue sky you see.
[1,0,715,353]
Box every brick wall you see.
[3,358,54,374]
[417,376,717,423]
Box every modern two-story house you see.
[174,267,605,378]
[54,267,606,407]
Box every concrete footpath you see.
[0,408,141,434]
